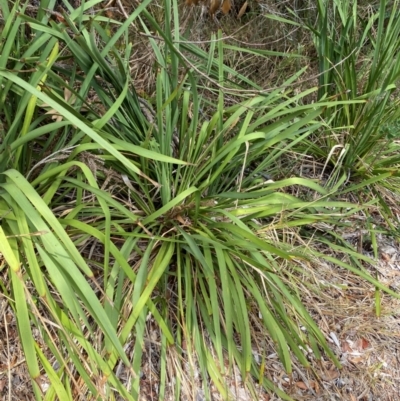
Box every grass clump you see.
[0,0,399,400]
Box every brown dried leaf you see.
[349,356,364,364]
[322,368,339,381]
[221,0,231,14]
[296,381,319,391]
[354,338,369,351]
[361,338,370,349]
[342,341,353,353]
[176,215,186,225]
[209,0,220,15]
[295,381,308,390]
[237,1,248,18]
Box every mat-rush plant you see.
[0,1,398,400]
[304,0,400,182]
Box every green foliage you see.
[303,0,400,180]
[0,1,399,400]
[379,118,400,140]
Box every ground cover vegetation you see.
[0,0,399,399]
